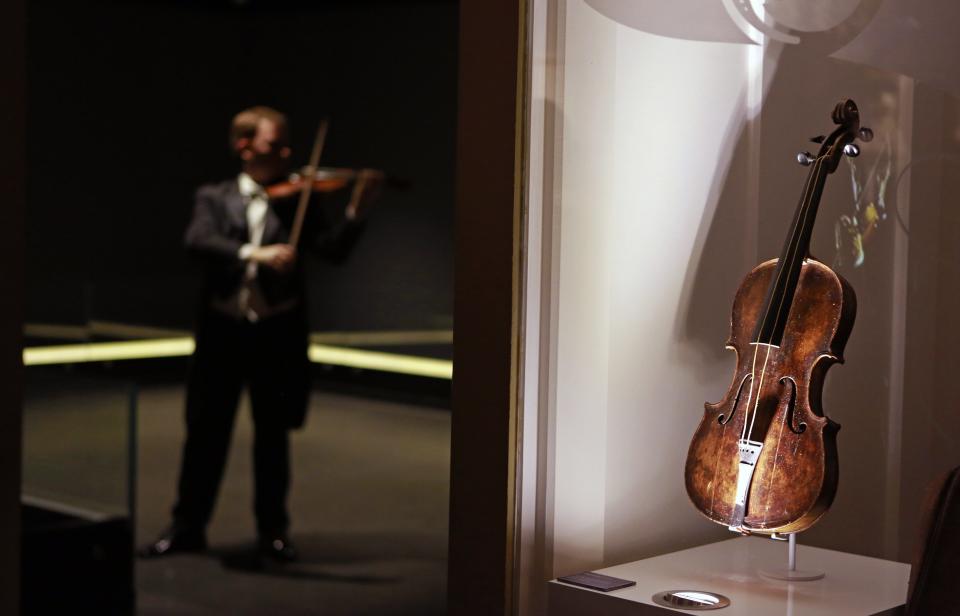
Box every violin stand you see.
[758,533,826,581]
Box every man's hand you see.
[251,244,296,273]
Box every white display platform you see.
[548,537,910,615]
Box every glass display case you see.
[518,0,960,612]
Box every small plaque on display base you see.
[556,571,636,592]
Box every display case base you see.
[548,536,909,615]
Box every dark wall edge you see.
[0,0,26,609]
[448,0,526,614]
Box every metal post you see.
[127,384,138,527]
[760,532,824,580]
[788,533,797,571]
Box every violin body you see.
[265,167,402,201]
[685,256,855,533]
[265,168,361,200]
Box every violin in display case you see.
[684,99,872,535]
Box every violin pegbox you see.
[798,99,869,167]
[816,99,870,173]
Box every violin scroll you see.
[831,99,859,126]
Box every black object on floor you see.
[21,502,134,615]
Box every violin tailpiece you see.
[728,439,764,532]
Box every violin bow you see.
[345,169,374,220]
[288,117,329,248]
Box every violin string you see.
[748,156,828,526]
[733,155,826,531]
[746,343,774,442]
[740,345,762,443]
[763,396,791,525]
[742,157,824,444]
[765,157,825,352]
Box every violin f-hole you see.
[718,374,753,426]
[779,376,806,434]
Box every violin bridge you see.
[728,439,764,532]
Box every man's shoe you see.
[258,534,298,562]
[139,527,207,558]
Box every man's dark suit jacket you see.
[183,178,364,428]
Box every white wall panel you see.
[603,29,751,564]
[549,0,617,576]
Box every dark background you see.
[26,0,458,338]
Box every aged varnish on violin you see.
[684,100,872,535]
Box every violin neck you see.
[753,159,830,345]
[784,159,829,260]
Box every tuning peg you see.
[797,151,815,166]
[858,127,874,142]
[843,143,860,157]
[810,135,825,144]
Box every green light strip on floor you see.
[308,344,453,380]
[23,338,196,365]
[22,338,453,380]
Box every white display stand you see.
[548,537,910,615]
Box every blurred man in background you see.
[141,106,375,561]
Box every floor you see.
[25,376,451,615]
